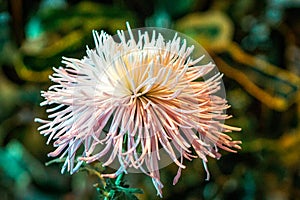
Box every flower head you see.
[35,23,241,197]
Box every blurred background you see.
[0,0,300,199]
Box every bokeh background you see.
[1,0,300,199]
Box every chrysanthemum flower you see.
[35,23,241,197]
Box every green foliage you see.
[80,164,143,200]
[95,174,143,200]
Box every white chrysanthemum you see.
[35,23,241,197]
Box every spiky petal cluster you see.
[35,24,241,197]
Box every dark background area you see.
[0,0,300,199]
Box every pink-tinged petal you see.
[173,148,184,185]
